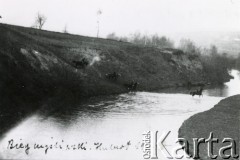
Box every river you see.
[0,70,239,160]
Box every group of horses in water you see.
[105,72,139,91]
[105,71,205,96]
[72,59,204,96]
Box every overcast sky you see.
[0,0,240,39]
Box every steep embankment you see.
[0,23,208,101]
[0,23,232,136]
[179,95,240,160]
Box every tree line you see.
[177,38,237,83]
[107,32,238,83]
[106,32,174,48]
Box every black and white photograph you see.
[0,0,240,159]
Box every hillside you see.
[0,23,211,100]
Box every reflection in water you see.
[0,70,239,160]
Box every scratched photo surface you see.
[0,0,240,160]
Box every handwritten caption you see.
[7,138,143,155]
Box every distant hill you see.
[214,32,240,57]
[171,31,240,57]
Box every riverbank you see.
[0,23,233,138]
[178,95,240,159]
[0,23,232,102]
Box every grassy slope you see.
[179,95,240,160]
[0,23,208,100]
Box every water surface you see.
[0,70,239,160]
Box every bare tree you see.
[96,9,102,38]
[34,12,47,30]
[63,25,68,33]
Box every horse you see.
[190,87,203,97]
[105,72,121,81]
[125,81,139,91]
[72,58,89,69]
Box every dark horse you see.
[125,81,139,91]
[72,58,89,69]
[105,72,121,81]
[190,87,204,97]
